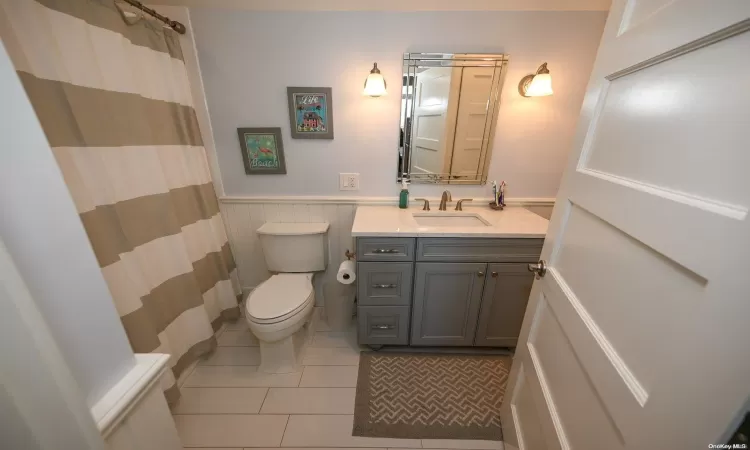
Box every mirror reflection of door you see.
[410,67,459,176]
[450,67,495,180]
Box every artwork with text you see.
[294,93,328,133]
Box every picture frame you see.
[236,127,287,175]
[287,87,334,139]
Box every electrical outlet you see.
[339,173,360,191]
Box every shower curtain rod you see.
[119,0,186,34]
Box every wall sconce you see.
[363,62,387,97]
[518,62,553,97]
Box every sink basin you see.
[412,212,491,227]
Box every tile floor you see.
[172,308,504,450]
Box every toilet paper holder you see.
[345,249,356,260]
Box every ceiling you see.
[147,0,611,12]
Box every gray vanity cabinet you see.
[410,262,487,346]
[355,236,542,348]
[474,263,534,347]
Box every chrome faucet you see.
[439,190,452,211]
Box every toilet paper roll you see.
[336,260,356,285]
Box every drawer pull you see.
[372,248,400,254]
[372,284,397,289]
[371,324,395,330]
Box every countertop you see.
[351,205,549,238]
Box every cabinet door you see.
[474,263,534,347]
[411,262,486,346]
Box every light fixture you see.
[518,62,553,97]
[363,62,387,97]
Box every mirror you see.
[398,53,508,184]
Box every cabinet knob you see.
[491,271,498,278]
[477,271,485,277]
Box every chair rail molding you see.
[90,353,170,438]
[219,195,556,206]
[218,196,555,303]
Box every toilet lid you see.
[246,274,313,321]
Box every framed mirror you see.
[398,53,509,184]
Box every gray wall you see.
[190,10,606,200]
[0,41,134,407]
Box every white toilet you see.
[245,222,329,374]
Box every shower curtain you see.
[0,0,242,404]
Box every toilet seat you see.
[246,273,314,325]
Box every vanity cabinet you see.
[355,236,542,348]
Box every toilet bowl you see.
[245,273,316,373]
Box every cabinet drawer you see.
[357,262,413,306]
[356,238,415,262]
[417,238,543,262]
[357,306,410,345]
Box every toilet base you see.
[257,316,315,374]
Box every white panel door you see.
[410,67,458,175]
[501,2,750,450]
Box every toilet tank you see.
[256,222,330,272]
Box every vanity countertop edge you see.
[351,205,549,238]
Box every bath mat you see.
[353,352,511,440]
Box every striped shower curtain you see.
[0,0,242,404]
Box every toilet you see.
[245,222,329,373]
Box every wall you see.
[0,41,135,407]
[190,9,607,200]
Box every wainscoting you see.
[220,198,553,306]
[220,201,357,304]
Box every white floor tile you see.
[260,388,355,414]
[171,387,268,414]
[311,330,359,348]
[299,366,359,387]
[313,307,333,332]
[224,319,249,330]
[176,360,199,387]
[421,439,504,449]
[302,346,361,366]
[281,415,421,448]
[199,346,261,365]
[174,414,288,448]
[218,329,259,346]
[184,366,302,388]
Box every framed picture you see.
[287,87,334,139]
[236,127,287,175]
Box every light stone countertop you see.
[351,205,549,238]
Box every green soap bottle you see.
[399,179,409,209]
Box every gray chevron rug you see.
[353,352,511,440]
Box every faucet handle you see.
[455,199,473,211]
[415,198,430,211]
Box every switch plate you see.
[339,173,360,191]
